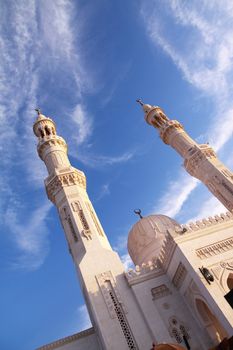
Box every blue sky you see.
[1,1,233,349]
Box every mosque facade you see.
[33,103,233,350]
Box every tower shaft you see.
[143,104,233,212]
[33,111,152,350]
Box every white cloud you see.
[95,183,110,201]
[5,202,52,270]
[141,1,233,219]
[0,1,93,270]
[78,150,135,168]
[121,253,134,270]
[71,104,93,145]
[154,175,198,218]
[188,196,226,223]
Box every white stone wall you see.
[127,271,211,349]
[166,216,233,344]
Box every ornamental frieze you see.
[46,171,86,202]
[196,237,233,259]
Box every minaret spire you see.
[35,107,41,116]
[140,103,233,212]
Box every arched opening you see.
[39,128,44,138]
[195,298,227,345]
[45,125,51,136]
[227,273,233,290]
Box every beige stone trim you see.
[46,171,86,202]
[196,237,233,259]
[125,261,164,286]
[151,284,172,300]
[172,262,187,289]
[36,327,95,350]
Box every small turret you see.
[33,108,70,175]
[33,108,56,139]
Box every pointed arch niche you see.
[227,273,233,290]
[195,298,227,345]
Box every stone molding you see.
[125,261,164,286]
[160,120,184,144]
[86,201,104,237]
[181,211,233,234]
[184,146,216,177]
[96,271,138,349]
[36,327,95,350]
[46,170,86,203]
[172,262,187,289]
[196,237,233,259]
[38,136,67,158]
[210,259,233,292]
[96,271,127,318]
[151,284,172,300]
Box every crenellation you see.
[125,260,162,282]
[179,212,233,234]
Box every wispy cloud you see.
[154,175,198,218]
[141,0,233,219]
[95,183,110,202]
[114,233,134,269]
[0,1,91,269]
[71,104,93,145]
[5,202,52,270]
[188,196,226,223]
[121,253,134,270]
[78,150,136,168]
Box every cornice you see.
[45,169,86,203]
[36,327,95,350]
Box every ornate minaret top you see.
[139,101,233,212]
[33,109,72,178]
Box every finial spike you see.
[136,99,144,106]
[35,108,41,116]
[134,209,143,219]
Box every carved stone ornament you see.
[151,284,171,300]
[86,201,104,237]
[172,262,187,289]
[46,170,86,203]
[168,316,190,344]
[196,237,233,259]
[96,271,127,318]
[96,271,137,350]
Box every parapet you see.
[181,211,233,233]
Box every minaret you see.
[138,100,233,212]
[33,110,153,350]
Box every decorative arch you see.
[195,298,227,345]
[227,273,233,290]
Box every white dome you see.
[127,215,181,265]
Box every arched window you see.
[45,125,51,136]
[39,128,44,138]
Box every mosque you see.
[33,102,233,350]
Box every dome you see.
[127,214,181,265]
